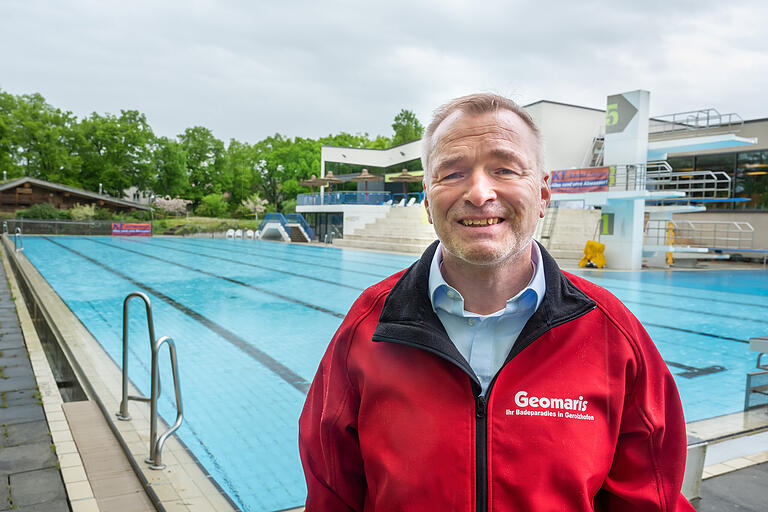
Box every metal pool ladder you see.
[13,227,23,252]
[117,292,183,470]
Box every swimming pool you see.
[21,236,768,511]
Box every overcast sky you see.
[2,0,767,144]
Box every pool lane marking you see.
[82,237,346,319]
[125,238,365,292]
[160,238,391,278]
[249,236,419,266]
[619,298,768,325]
[200,238,408,271]
[43,237,312,394]
[583,280,768,309]
[663,360,726,378]
[643,322,748,344]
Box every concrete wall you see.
[296,204,391,236]
[525,102,605,172]
[674,211,768,249]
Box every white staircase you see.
[333,206,437,254]
[534,208,602,261]
[333,205,602,259]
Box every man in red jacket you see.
[299,93,694,511]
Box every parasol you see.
[349,168,383,192]
[322,171,344,192]
[389,168,423,196]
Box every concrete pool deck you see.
[4,233,768,511]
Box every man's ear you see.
[423,182,433,224]
[539,173,551,219]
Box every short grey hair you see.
[421,93,543,185]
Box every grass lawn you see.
[153,216,262,235]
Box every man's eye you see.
[440,172,462,181]
[497,168,520,176]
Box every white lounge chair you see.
[235,229,243,239]
[225,229,235,239]
[246,229,254,239]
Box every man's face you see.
[423,109,550,266]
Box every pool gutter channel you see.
[2,236,238,512]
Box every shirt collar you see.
[428,241,546,316]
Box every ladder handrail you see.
[14,227,23,252]
[117,292,156,420]
[147,335,183,470]
[117,292,184,471]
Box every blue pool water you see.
[21,236,768,511]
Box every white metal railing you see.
[117,292,183,471]
[646,170,731,199]
[649,109,743,135]
[14,227,23,252]
[608,163,647,192]
[644,220,753,249]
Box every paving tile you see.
[2,421,50,447]
[70,499,100,512]
[97,491,155,511]
[9,467,66,506]
[722,457,755,470]
[2,388,39,407]
[0,404,44,426]
[0,478,9,511]
[60,465,88,484]
[0,348,31,363]
[57,452,83,469]
[0,442,57,474]
[15,502,69,512]
[0,364,33,379]
[65,480,94,501]
[0,375,37,393]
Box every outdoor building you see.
[298,95,767,244]
[0,177,152,215]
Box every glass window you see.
[694,153,737,208]
[736,150,768,209]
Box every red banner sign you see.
[111,222,152,236]
[550,167,611,193]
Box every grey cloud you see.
[1,0,766,145]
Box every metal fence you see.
[297,192,392,206]
[4,219,135,235]
[645,220,754,250]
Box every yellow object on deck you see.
[579,240,607,268]
[665,221,675,266]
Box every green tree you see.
[10,93,80,183]
[225,139,256,211]
[391,109,424,146]
[77,110,155,196]
[0,90,20,179]
[178,126,227,203]
[153,137,189,198]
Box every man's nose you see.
[463,171,497,206]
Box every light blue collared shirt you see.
[428,242,546,395]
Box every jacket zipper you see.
[475,395,487,512]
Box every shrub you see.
[196,193,228,218]
[69,203,96,221]
[15,203,68,219]
[92,207,112,220]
